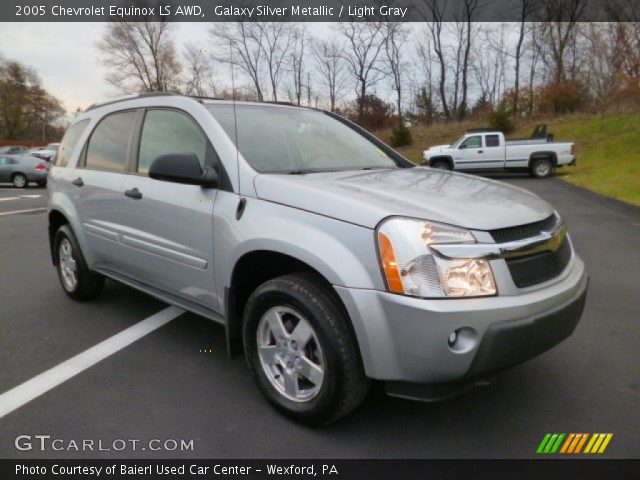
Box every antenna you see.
[229,41,241,196]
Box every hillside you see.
[375,113,640,207]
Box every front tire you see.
[243,273,369,425]
[54,225,105,300]
[12,173,28,188]
[530,158,553,178]
[431,159,452,170]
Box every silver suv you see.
[48,94,588,424]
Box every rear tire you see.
[431,159,452,170]
[12,173,28,188]
[54,225,104,300]
[530,158,553,178]
[243,273,370,425]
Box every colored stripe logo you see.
[537,433,613,454]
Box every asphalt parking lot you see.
[0,176,638,459]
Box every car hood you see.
[253,167,555,230]
[426,144,451,151]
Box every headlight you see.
[377,217,496,298]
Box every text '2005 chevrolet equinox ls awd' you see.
[47,94,588,424]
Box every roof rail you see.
[84,93,303,112]
[84,91,181,112]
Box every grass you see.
[375,113,640,206]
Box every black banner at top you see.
[3,0,640,22]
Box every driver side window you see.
[137,109,213,174]
[460,136,482,149]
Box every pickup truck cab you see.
[48,94,587,424]
[422,130,576,178]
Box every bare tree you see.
[538,0,587,83]
[98,22,181,93]
[472,25,508,106]
[512,0,536,115]
[456,0,480,119]
[337,22,386,121]
[424,1,451,118]
[382,22,409,120]
[312,38,347,112]
[256,23,295,101]
[182,43,216,97]
[211,22,265,101]
[289,24,307,106]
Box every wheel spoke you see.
[282,369,299,397]
[291,319,313,347]
[67,257,77,273]
[258,345,281,366]
[264,309,287,338]
[298,356,323,386]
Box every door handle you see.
[124,188,142,200]
[71,177,84,187]
[478,150,484,154]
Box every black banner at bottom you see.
[3,459,639,480]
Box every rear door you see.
[120,108,219,311]
[481,134,505,168]
[73,110,136,270]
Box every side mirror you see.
[148,153,218,187]
[459,144,467,149]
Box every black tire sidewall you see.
[531,158,552,178]
[54,226,81,294]
[243,278,347,422]
[432,160,451,170]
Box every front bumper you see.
[334,255,587,387]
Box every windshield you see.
[450,135,465,149]
[207,104,399,173]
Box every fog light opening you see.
[447,327,478,354]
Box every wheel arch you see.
[224,249,361,361]
[429,156,454,169]
[528,151,558,168]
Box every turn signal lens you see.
[378,232,404,293]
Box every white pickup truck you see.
[422,128,576,178]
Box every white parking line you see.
[0,306,184,419]
[0,197,19,202]
[0,207,47,217]
[20,194,43,199]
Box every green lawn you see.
[378,113,640,206]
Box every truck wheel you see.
[243,273,370,425]
[530,158,553,178]
[12,173,28,188]
[431,160,452,170]
[54,225,105,300]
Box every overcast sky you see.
[0,22,334,113]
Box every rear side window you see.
[55,119,89,167]
[85,111,136,171]
[137,109,209,174]
[485,135,500,147]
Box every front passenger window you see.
[137,110,211,174]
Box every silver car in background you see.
[0,154,49,188]
[47,94,587,424]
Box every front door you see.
[454,135,487,169]
[120,108,219,311]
